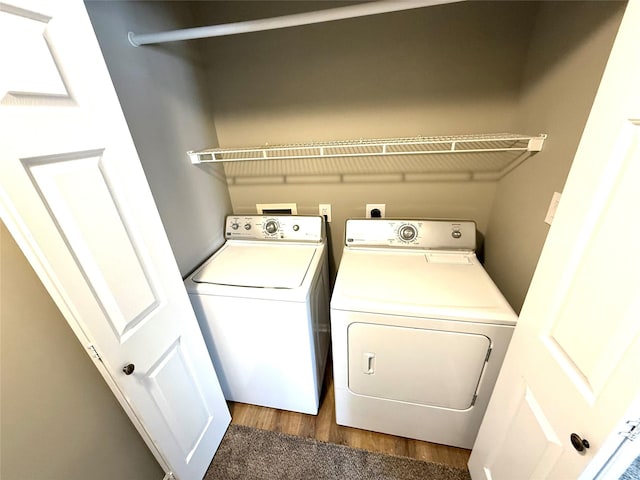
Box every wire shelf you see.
[188,133,547,182]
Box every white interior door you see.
[0,2,230,479]
[469,2,640,479]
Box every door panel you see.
[1,5,68,101]
[0,2,230,479]
[547,133,640,395]
[147,340,213,461]
[25,151,161,339]
[487,384,563,479]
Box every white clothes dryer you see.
[185,215,330,415]
[330,219,517,448]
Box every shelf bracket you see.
[527,134,547,152]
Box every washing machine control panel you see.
[345,219,476,250]
[225,215,324,242]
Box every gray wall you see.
[0,222,163,480]
[86,0,233,276]
[198,1,537,144]
[195,1,540,278]
[484,1,627,311]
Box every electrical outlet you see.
[366,204,386,218]
[319,203,332,222]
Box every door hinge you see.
[485,348,492,363]
[87,344,102,362]
[471,394,478,406]
[620,419,640,441]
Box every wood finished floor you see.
[228,360,471,470]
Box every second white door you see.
[469,2,640,478]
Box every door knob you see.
[122,363,135,375]
[570,433,590,453]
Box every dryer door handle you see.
[362,352,376,374]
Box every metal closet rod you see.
[128,0,463,47]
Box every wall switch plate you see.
[544,192,562,225]
[319,204,332,222]
[366,204,386,218]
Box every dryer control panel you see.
[345,219,476,250]
[225,215,325,242]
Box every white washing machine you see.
[330,219,517,448]
[185,215,330,415]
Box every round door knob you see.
[570,433,590,453]
[122,363,135,375]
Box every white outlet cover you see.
[366,204,386,218]
[319,203,332,222]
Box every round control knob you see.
[231,222,239,230]
[244,223,252,230]
[452,230,462,239]
[264,220,278,235]
[293,224,300,232]
[399,224,417,242]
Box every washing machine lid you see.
[331,249,517,324]
[193,242,318,289]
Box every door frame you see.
[0,196,171,474]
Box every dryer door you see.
[348,323,490,409]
